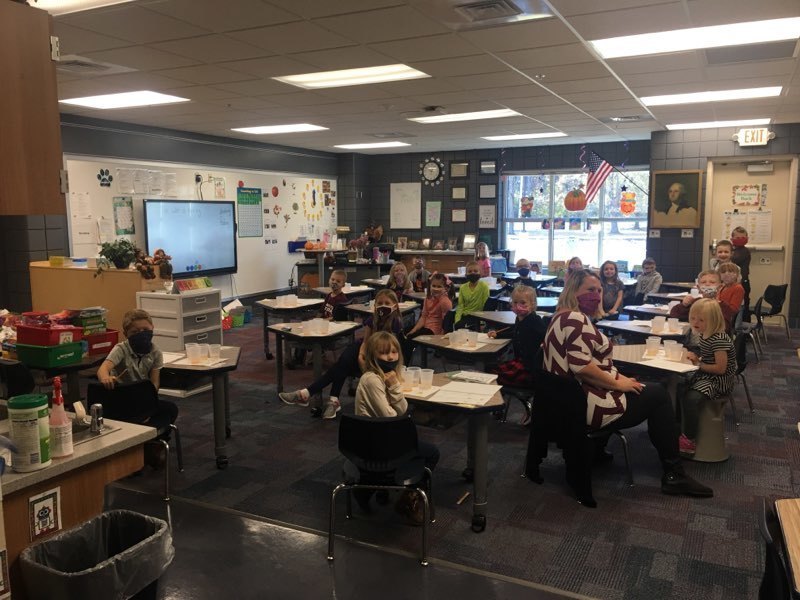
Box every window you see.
[502,169,649,271]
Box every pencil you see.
[492,326,510,335]
[456,491,471,505]
[115,368,128,379]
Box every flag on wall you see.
[585,151,613,203]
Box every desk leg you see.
[262,306,274,360]
[312,343,323,380]
[276,333,285,393]
[212,373,228,469]
[421,346,428,368]
[467,412,490,533]
[224,372,231,439]
[317,254,325,285]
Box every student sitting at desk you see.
[474,242,492,277]
[633,257,662,304]
[409,256,430,293]
[454,261,490,328]
[407,273,453,338]
[513,258,536,288]
[669,270,736,342]
[386,262,412,295]
[600,260,625,319]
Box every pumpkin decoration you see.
[564,189,587,211]
[619,191,637,215]
[520,196,533,218]
[304,241,315,250]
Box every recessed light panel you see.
[34,0,136,16]
[273,64,429,89]
[641,86,782,106]
[409,109,521,124]
[60,91,189,109]
[481,132,567,141]
[232,124,328,135]
[666,118,771,130]
[334,142,412,150]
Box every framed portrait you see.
[479,160,497,175]
[479,184,496,199]
[650,170,702,229]
[407,240,419,250]
[447,237,458,251]
[451,186,466,200]
[452,208,467,222]
[462,233,476,250]
[420,238,431,249]
[432,239,445,250]
[396,236,408,250]
[449,161,469,179]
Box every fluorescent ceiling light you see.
[482,132,567,141]
[666,118,771,130]
[409,109,521,124]
[334,142,411,150]
[641,86,782,106]
[59,90,189,109]
[591,17,800,59]
[232,124,328,135]
[273,64,429,89]
[34,0,136,15]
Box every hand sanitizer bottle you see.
[50,377,73,457]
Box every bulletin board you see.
[64,156,337,299]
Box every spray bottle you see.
[50,377,73,458]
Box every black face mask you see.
[128,330,153,355]
[517,268,530,277]
[466,273,481,283]
[376,358,398,373]
[376,305,394,320]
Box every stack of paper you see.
[452,371,498,384]
[429,381,501,406]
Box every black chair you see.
[738,297,765,361]
[725,333,755,425]
[0,358,35,399]
[757,284,791,341]
[442,308,456,334]
[327,414,433,566]
[87,381,183,501]
[524,370,633,508]
[759,498,794,600]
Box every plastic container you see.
[17,325,83,346]
[8,393,51,472]
[420,369,434,390]
[49,377,73,458]
[20,510,175,600]
[222,315,233,331]
[16,342,83,368]
[84,329,119,355]
[232,313,245,328]
[22,311,50,327]
[185,343,203,364]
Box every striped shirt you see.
[690,332,736,398]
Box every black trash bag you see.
[20,510,174,600]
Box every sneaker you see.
[322,399,341,420]
[678,434,696,457]
[279,390,309,407]
[661,470,713,498]
[395,490,424,525]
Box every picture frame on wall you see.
[462,233,476,250]
[407,240,420,250]
[420,238,431,249]
[452,208,467,222]
[396,236,408,250]
[449,161,469,179]
[447,237,458,251]
[479,184,496,199]
[432,239,445,250]
[451,186,466,200]
[649,170,703,229]
[478,205,496,228]
[479,160,497,175]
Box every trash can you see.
[20,510,174,600]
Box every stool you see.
[692,398,729,463]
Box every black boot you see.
[661,461,713,498]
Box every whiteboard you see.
[64,156,337,299]
[390,182,421,229]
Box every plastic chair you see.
[737,297,764,361]
[757,284,791,341]
[724,333,755,426]
[327,414,433,566]
[87,381,183,501]
[758,498,795,600]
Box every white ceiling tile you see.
[53,22,132,55]
[229,22,356,54]
[458,19,576,52]
[141,0,299,31]
[445,71,534,90]
[686,0,800,25]
[222,56,318,79]
[377,77,463,97]
[265,0,404,19]
[547,77,628,94]
[410,55,508,78]
[156,64,257,85]
[622,69,705,88]
[567,2,689,39]
[161,86,242,101]
[368,34,481,62]
[498,44,595,69]
[608,52,703,75]
[152,35,267,64]
[549,0,669,17]
[315,6,449,44]
[211,79,301,96]
[289,46,392,70]
[82,45,200,70]
[522,62,611,83]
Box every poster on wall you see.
[237,187,263,237]
[478,205,495,228]
[731,184,764,206]
[425,201,441,227]
[112,196,134,235]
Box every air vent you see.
[369,132,417,139]
[56,54,136,76]
[407,0,551,30]
[456,0,522,22]
[705,40,798,65]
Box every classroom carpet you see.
[119,316,800,600]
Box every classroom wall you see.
[648,124,800,323]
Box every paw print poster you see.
[28,487,62,542]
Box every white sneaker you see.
[322,399,341,420]
[279,390,309,407]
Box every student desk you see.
[361,278,388,288]
[255,298,324,359]
[313,285,374,299]
[19,353,109,406]
[775,498,800,594]
[660,282,696,292]
[623,304,673,319]
[344,300,419,319]
[647,291,688,303]
[496,296,558,312]
[596,319,689,341]
[539,285,563,297]
[161,346,241,469]
[500,273,557,286]
[268,322,360,393]
[611,343,697,405]
[405,373,504,533]
[464,310,552,329]
[404,290,428,303]
[412,334,511,371]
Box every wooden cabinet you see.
[29,262,167,333]
[137,289,222,352]
[394,250,474,274]
[0,2,65,215]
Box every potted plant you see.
[99,239,136,269]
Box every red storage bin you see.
[16,325,83,346]
[84,329,119,355]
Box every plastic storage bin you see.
[20,510,174,600]
[84,329,119,355]
[16,342,82,368]
[16,325,83,346]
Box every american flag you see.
[585,151,613,203]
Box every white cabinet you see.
[136,289,222,352]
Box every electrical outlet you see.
[681,229,694,238]
[648,229,661,238]
[760,257,771,264]
[207,174,213,182]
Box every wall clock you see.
[419,157,445,186]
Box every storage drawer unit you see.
[136,289,222,352]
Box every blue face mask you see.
[517,268,530,277]
[128,330,153,355]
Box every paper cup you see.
[185,343,202,364]
[344,282,352,290]
[466,331,478,348]
[420,369,434,390]
[652,316,666,333]
[667,318,680,332]
[645,337,661,356]
[286,294,298,306]
[407,367,421,389]
[402,367,414,392]
[209,344,221,359]
[458,266,466,275]
[666,345,684,361]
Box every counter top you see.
[1,418,155,496]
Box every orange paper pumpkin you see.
[304,241,314,250]
[564,189,587,211]
[619,191,636,215]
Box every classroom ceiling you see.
[49,0,800,154]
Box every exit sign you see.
[736,127,773,147]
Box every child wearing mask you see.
[709,240,733,270]
[717,262,745,315]
[669,270,735,350]
[564,256,583,284]
[514,258,536,288]
[408,257,430,293]
[407,273,453,337]
[633,257,662,304]
[731,227,751,318]
[454,261,490,326]
[474,242,492,277]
